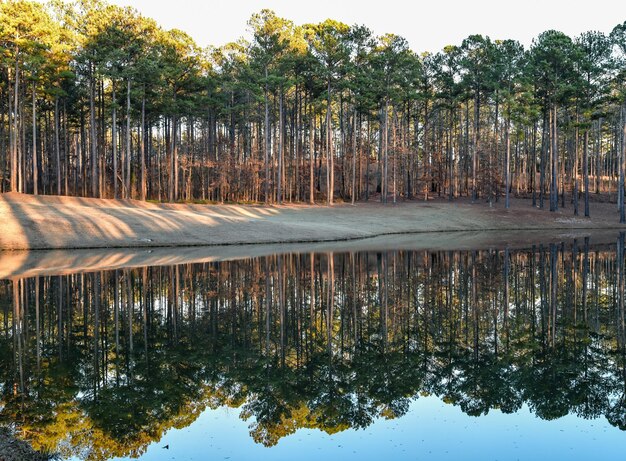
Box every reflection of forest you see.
[1,239,626,460]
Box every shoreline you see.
[0,229,621,280]
[1,192,625,252]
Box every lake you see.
[1,233,625,460]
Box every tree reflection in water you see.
[1,238,626,460]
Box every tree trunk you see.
[351,108,357,205]
[169,114,178,202]
[619,105,626,224]
[550,105,558,212]
[32,81,37,195]
[309,107,315,205]
[531,120,537,207]
[278,87,283,204]
[584,129,590,217]
[382,100,388,204]
[112,83,118,199]
[505,114,511,209]
[574,124,579,216]
[90,67,98,198]
[141,91,146,201]
[55,96,61,196]
[448,108,453,202]
[327,78,334,205]
[540,115,547,209]
[596,118,601,194]
[472,92,479,201]
[126,79,131,199]
[264,66,270,204]
[11,54,19,192]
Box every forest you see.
[1,243,626,459]
[1,0,626,217]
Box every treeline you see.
[1,0,626,215]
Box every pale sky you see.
[108,0,622,53]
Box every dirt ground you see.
[1,192,624,252]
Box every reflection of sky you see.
[109,396,625,461]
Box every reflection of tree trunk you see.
[530,246,536,339]
[351,252,357,344]
[383,253,388,347]
[173,266,179,341]
[265,258,271,358]
[58,275,63,360]
[617,104,626,224]
[278,255,285,366]
[310,253,315,328]
[618,233,625,349]
[504,249,509,349]
[35,276,40,370]
[550,244,557,347]
[94,272,101,394]
[114,270,120,360]
[12,280,24,394]
[572,242,578,328]
[327,253,334,353]
[583,237,589,323]
[472,251,478,361]
[594,249,600,329]
[447,251,453,347]
[538,246,547,348]
[492,254,498,356]
[126,269,133,356]
[376,253,388,349]
[142,267,149,361]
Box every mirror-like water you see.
[1,237,626,460]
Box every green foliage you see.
[1,0,625,204]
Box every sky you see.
[106,0,623,53]
[119,396,626,461]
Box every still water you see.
[1,237,625,460]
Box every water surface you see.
[1,235,625,460]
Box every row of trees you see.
[1,1,626,216]
[2,242,626,458]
